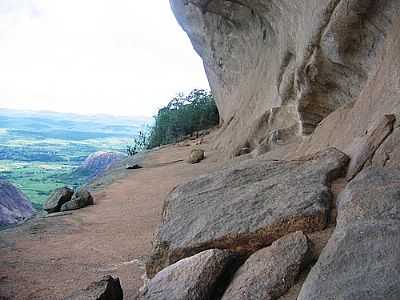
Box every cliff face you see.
[170,0,400,159]
[140,3,400,298]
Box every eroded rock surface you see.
[138,249,238,300]
[146,148,348,277]
[43,187,74,213]
[170,0,400,157]
[345,114,395,180]
[298,168,400,300]
[65,275,123,300]
[61,189,94,212]
[372,117,400,168]
[222,231,310,300]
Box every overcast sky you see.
[0,0,209,117]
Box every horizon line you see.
[0,107,153,120]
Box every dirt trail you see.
[0,138,222,299]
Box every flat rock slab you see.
[147,148,348,277]
[298,168,400,300]
[138,249,238,300]
[65,275,123,300]
[222,231,310,300]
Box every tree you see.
[146,89,219,149]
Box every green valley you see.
[0,109,149,207]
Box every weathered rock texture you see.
[170,0,400,159]
[298,168,400,300]
[345,114,395,180]
[222,231,310,300]
[43,186,74,213]
[65,275,123,300]
[371,116,400,168]
[141,1,400,297]
[188,148,205,164]
[0,180,34,225]
[146,148,348,277]
[60,189,94,212]
[138,249,237,300]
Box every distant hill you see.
[0,108,151,205]
[0,180,34,226]
[73,151,126,180]
[0,108,150,139]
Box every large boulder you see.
[222,231,310,300]
[0,180,34,225]
[65,275,123,300]
[146,148,348,277]
[61,189,94,212]
[298,168,400,300]
[43,187,74,213]
[138,249,238,300]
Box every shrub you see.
[126,130,148,156]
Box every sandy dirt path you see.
[0,139,222,299]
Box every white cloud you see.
[0,0,209,117]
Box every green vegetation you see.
[0,138,132,207]
[126,131,148,156]
[0,110,148,206]
[128,89,218,152]
[1,160,83,209]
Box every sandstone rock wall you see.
[170,0,400,159]
[139,2,400,298]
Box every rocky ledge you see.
[137,164,400,299]
[146,148,348,277]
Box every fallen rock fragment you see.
[146,148,349,277]
[61,188,94,212]
[43,186,74,213]
[222,231,310,300]
[187,148,205,164]
[65,275,123,300]
[138,249,238,300]
[298,168,400,300]
[126,163,143,170]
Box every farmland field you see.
[0,109,148,208]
